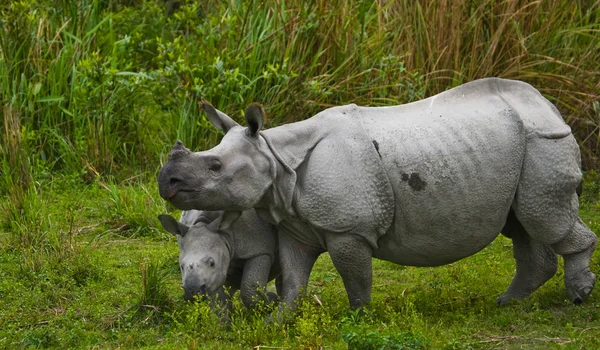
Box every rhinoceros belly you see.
[357,94,526,266]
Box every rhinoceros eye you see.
[209,159,222,173]
[207,257,215,268]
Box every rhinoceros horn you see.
[168,140,191,160]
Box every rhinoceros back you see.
[355,78,543,266]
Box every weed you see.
[166,299,224,344]
[342,328,428,350]
[293,300,337,348]
[98,177,167,237]
[138,260,174,322]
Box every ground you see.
[0,174,599,349]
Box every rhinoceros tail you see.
[576,180,582,197]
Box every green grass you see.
[1,0,600,348]
[0,174,599,349]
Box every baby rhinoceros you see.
[158,209,281,309]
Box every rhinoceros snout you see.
[183,284,207,301]
[158,161,184,200]
[159,177,183,200]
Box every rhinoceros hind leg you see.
[551,218,597,304]
[497,211,558,305]
[512,136,597,303]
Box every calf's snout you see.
[183,283,207,301]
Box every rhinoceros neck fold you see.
[258,132,299,222]
[258,117,328,221]
[257,109,396,251]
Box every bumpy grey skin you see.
[158,209,281,309]
[158,78,597,310]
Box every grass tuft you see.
[138,260,174,322]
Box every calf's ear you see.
[158,214,190,237]
[193,211,222,225]
[211,211,241,231]
[201,101,240,132]
[244,103,265,137]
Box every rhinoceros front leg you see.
[278,229,322,311]
[325,232,373,309]
[240,254,275,308]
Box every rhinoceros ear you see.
[244,103,265,137]
[201,101,239,132]
[158,214,190,237]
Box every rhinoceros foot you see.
[560,238,597,305]
[266,291,280,303]
[566,269,596,305]
[496,291,529,306]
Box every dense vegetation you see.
[1,0,599,348]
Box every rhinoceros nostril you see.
[199,284,207,294]
[170,177,182,187]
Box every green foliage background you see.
[2,0,599,184]
[1,0,600,348]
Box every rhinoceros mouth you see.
[162,187,179,200]
[168,190,201,210]
[163,188,195,200]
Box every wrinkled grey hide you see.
[158,78,597,311]
[158,209,281,309]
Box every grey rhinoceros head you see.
[158,103,272,213]
[158,213,230,301]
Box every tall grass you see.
[1,0,599,189]
[389,0,600,165]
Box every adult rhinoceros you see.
[158,78,597,311]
